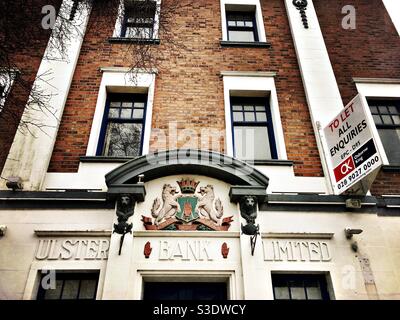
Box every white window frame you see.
[269,270,336,300]
[354,78,400,165]
[23,262,106,300]
[220,0,267,42]
[86,67,156,157]
[222,71,287,160]
[0,70,17,112]
[112,0,161,39]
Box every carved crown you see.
[177,178,200,194]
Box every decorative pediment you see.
[105,149,269,188]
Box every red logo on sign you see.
[334,157,355,182]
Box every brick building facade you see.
[0,0,400,300]
[47,0,323,177]
[314,0,400,195]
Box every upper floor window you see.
[113,0,159,40]
[368,99,400,165]
[37,271,99,300]
[226,10,258,42]
[220,0,267,45]
[97,93,147,157]
[272,274,331,300]
[121,1,157,39]
[231,97,277,161]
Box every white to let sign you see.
[322,95,383,195]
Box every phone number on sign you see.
[336,155,380,191]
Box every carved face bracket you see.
[113,194,136,255]
[240,196,259,235]
[239,195,261,256]
[229,186,267,256]
[70,0,81,21]
[293,0,309,29]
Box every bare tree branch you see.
[0,0,190,154]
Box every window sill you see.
[220,40,271,48]
[382,165,400,173]
[80,156,137,163]
[108,37,160,45]
[243,159,294,166]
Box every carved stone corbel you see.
[113,194,135,235]
[69,0,80,21]
[293,0,309,29]
[239,196,260,236]
[239,196,260,256]
[107,183,146,255]
[229,186,267,256]
[113,194,135,255]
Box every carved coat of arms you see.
[142,178,233,231]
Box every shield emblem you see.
[176,196,199,222]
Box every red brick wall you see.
[314,0,400,195]
[48,0,324,177]
[0,0,62,173]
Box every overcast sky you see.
[383,0,400,35]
